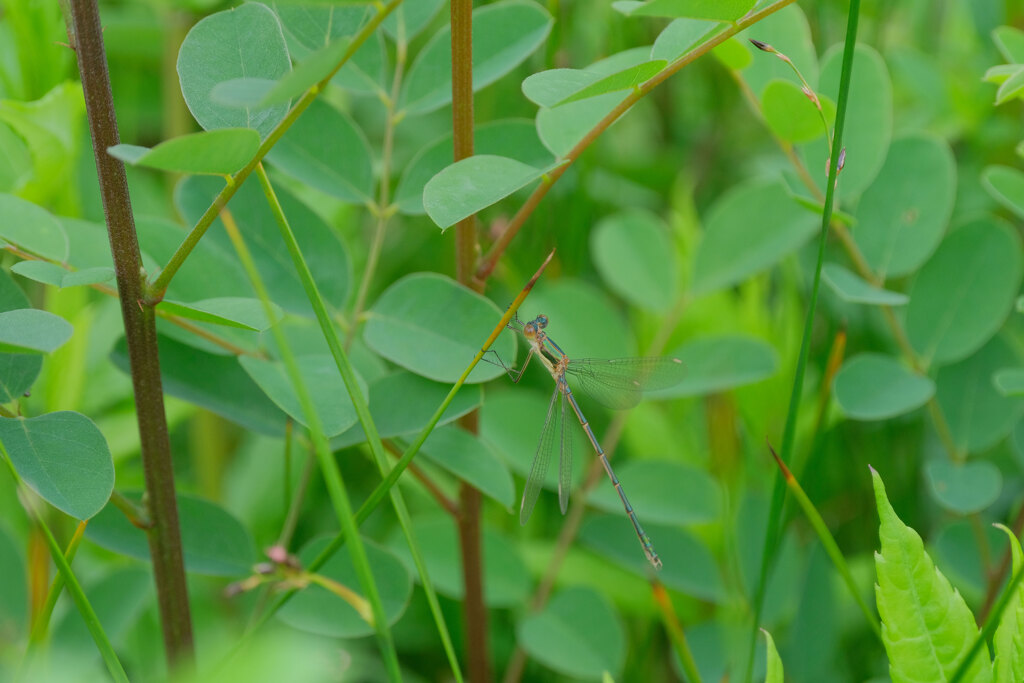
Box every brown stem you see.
[68,0,193,666]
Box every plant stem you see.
[147,0,404,300]
[474,0,799,282]
[68,0,194,665]
[651,580,702,683]
[746,3,860,680]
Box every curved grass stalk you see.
[219,208,402,682]
[745,2,861,679]
[1,454,128,683]
[252,164,464,682]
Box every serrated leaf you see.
[0,309,72,354]
[872,468,994,683]
[107,128,260,175]
[518,587,625,679]
[692,178,817,296]
[906,218,1022,366]
[822,263,907,305]
[0,412,114,520]
[833,354,934,421]
[362,273,515,383]
[590,209,677,312]
[160,297,283,331]
[177,3,291,140]
[0,194,68,262]
[993,524,1024,683]
[401,0,552,116]
[423,155,555,230]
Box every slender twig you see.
[67,0,193,664]
[474,0,800,283]
[746,3,860,680]
[147,0,404,300]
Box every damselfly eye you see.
[536,314,548,329]
[524,322,537,337]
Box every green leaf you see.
[52,567,151,657]
[400,0,552,116]
[871,468,993,683]
[87,492,255,576]
[386,516,530,607]
[176,175,351,314]
[801,43,893,198]
[993,524,1024,683]
[0,309,72,354]
[996,67,1024,105]
[362,273,516,383]
[160,297,284,331]
[382,0,446,41]
[522,69,601,107]
[0,412,113,520]
[621,0,755,21]
[523,279,631,358]
[994,26,1024,63]
[854,135,957,279]
[0,121,31,193]
[420,425,514,507]
[654,335,777,397]
[176,3,292,140]
[556,60,666,106]
[712,36,753,70]
[650,18,721,62]
[518,586,625,679]
[985,64,1020,85]
[936,336,1024,455]
[590,209,677,312]
[925,459,1001,515]
[208,77,277,108]
[258,38,353,106]
[739,5,817,97]
[761,79,835,144]
[423,155,555,230]
[110,334,288,436]
[0,523,27,637]
[277,536,411,638]
[906,218,1023,366]
[591,460,721,526]
[239,354,365,438]
[480,388,585,494]
[394,119,553,215]
[833,354,934,421]
[0,193,69,261]
[0,272,41,403]
[763,629,784,683]
[265,99,374,203]
[983,165,1024,220]
[691,178,818,296]
[11,261,115,289]
[822,263,907,305]
[580,516,726,601]
[107,128,260,175]
[332,371,482,448]
[995,369,1024,397]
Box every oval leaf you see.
[108,128,260,175]
[556,60,666,106]
[833,353,934,421]
[362,273,515,383]
[87,492,255,576]
[160,297,283,331]
[762,79,834,144]
[0,309,72,354]
[983,165,1024,221]
[872,468,994,683]
[692,178,817,296]
[822,263,908,306]
[654,335,777,397]
[12,261,115,289]
[265,99,374,203]
[400,0,553,116]
[423,155,554,230]
[591,209,677,312]
[906,218,1023,366]
[624,0,755,21]
[421,425,514,507]
[925,459,1001,515]
[0,412,113,520]
[854,135,957,278]
[277,537,411,638]
[591,460,720,526]
[0,194,68,262]
[177,3,291,139]
[518,586,625,679]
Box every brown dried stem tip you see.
[749,39,776,53]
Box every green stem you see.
[219,207,403,682]
[745,2,860,680]
[67,0,193,664]
[147,0,405,300]
[2,456,128,683]
[253,164,465,681]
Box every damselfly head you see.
[523,321,538,338]
[534,314,549,329]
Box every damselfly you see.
[495,313,684,569]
